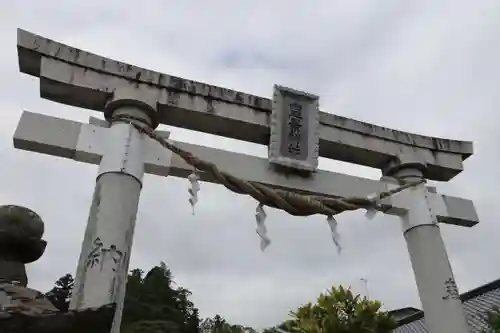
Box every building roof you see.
[388,307,422,322]
[392,278,500,333]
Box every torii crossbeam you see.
[13,29,478,333]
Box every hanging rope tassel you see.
[188,169,200,215]
[255,203,271,251]
[327,215,342,254]
[365,193,381,220]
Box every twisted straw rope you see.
[111,115,424,217]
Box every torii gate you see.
[14,29,478,333]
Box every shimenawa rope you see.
[109,114,425,218]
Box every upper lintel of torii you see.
[17,28,473,182]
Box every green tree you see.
[121,261,200,333]
[262,327,283,333]
[279,285,396,333]
[46,262,200,333]
[200,315,255,333]
[484,306,500,333]
[122,320,182,333]
[45,273,74,312]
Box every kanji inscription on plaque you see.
[269,85,319,172]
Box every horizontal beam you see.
[17,28,473,181]
[13,111,479,227]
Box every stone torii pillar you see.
[385,166,470,333]
[69,94,159,331]
[14,28,478,333]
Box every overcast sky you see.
[1,0,500,329]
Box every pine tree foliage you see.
[44,273,74,312]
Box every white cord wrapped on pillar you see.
[255,203,271,251]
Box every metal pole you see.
[69,103,154,333]
[392,168,470,333]
[360,277,369,298]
